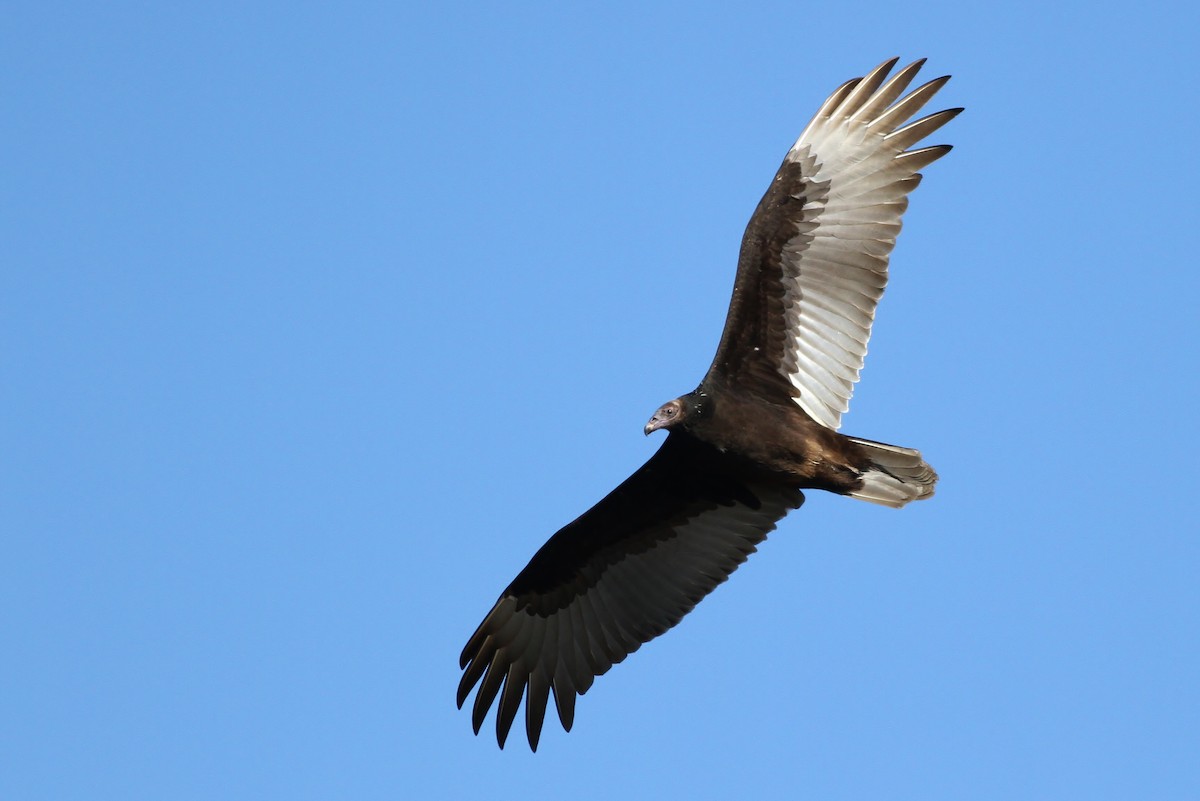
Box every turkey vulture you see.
[458,57,958,750]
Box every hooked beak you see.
[644,414,666,436]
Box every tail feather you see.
[847,437,937,508]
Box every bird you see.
[458,57,959,751]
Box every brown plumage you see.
[458,57,959,750]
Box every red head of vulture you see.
[458,57,960,750]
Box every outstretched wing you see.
[704,58,960,429]
[457,433,803,750]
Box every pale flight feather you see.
[777,58,959,430]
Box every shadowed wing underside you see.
[705,58,961,429]
[457,434,804,750]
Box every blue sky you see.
[4,2,1198,799]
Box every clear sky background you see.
[4,2,1198,799]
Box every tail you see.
[846,437,938,508]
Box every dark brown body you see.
[662,381,874,497]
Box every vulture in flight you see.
[458,57,959,750]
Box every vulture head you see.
[644,392,708,435]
